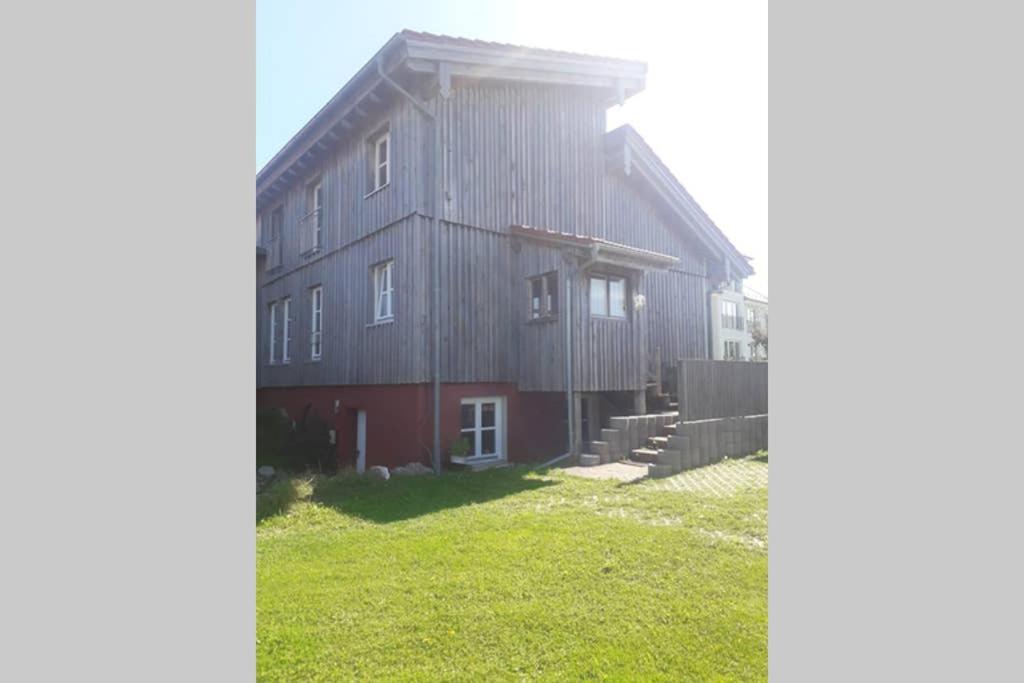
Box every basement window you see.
[589,275,627,319]
[528,272,558,320]
[459,397,506,461]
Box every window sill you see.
[363,182,390,199]
[367,317,395,328]
[526,316,558,325]
[590,314,629,322]
[450,454,503,466]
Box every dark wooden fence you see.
[677,359,768,421]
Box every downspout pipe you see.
[565,243,599,460]
[377,58,444,475]
[565,257,574,460]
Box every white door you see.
[356,410,367,473]
[459,397,506,462]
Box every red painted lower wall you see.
[257,383,567,470]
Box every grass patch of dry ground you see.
[257,456,767,681]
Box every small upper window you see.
[370,131,390,192]
[589,275,627,319]
[266,206,284,268]
[306,180,323,250]
[528,272,558,320]
[373,260,394,322]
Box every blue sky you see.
[257,0,767,294]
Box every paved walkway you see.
[561,461,649,482]
[649,457,768,497]
[563,456,769,496]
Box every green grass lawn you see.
[257,457,767,681]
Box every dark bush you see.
[283,406,337,473]
[258,405,337,473]
[257,407,292,468]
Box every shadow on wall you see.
[259,466,559,525]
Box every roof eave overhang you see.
[402,37,646,104]
[510,225,678,271]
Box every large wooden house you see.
[257,31,754,472]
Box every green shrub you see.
[449,436,472,458]
[258,405,337,473]
[256,476,314,521]
[257,407,292,468]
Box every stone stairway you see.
[577,412,768,479]
[578,411,680,476]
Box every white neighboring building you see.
[710,281,750,360]
[744,287,768,361]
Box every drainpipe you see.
[565,259,574,460]
[377,58,445,475]
[565,243,600,459]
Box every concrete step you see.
[648,463,674,478]
[655,449,683,472]
[630,448,659,463]
[599,429,623,459]
[648,436,670,449]
[579,453,601,467]
[585,440,611,463]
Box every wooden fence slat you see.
[675,360,767,420]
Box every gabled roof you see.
[743,286,768,304]
[257,30,646,206]
[605,124,754,279]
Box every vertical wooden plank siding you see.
[677,359,768,420]
[258,80,722,393]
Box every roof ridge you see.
[399,29,645,66]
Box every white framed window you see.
[528,272,558,320]
[373,260,394,322]
[372,131,390,192]
[281,297,291,363]
[265,205,284,268]
[268,301,278,364]
[310,286,323,360]
[589,274,627,318]
[459,397,506,461]
[724,340,741,360]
